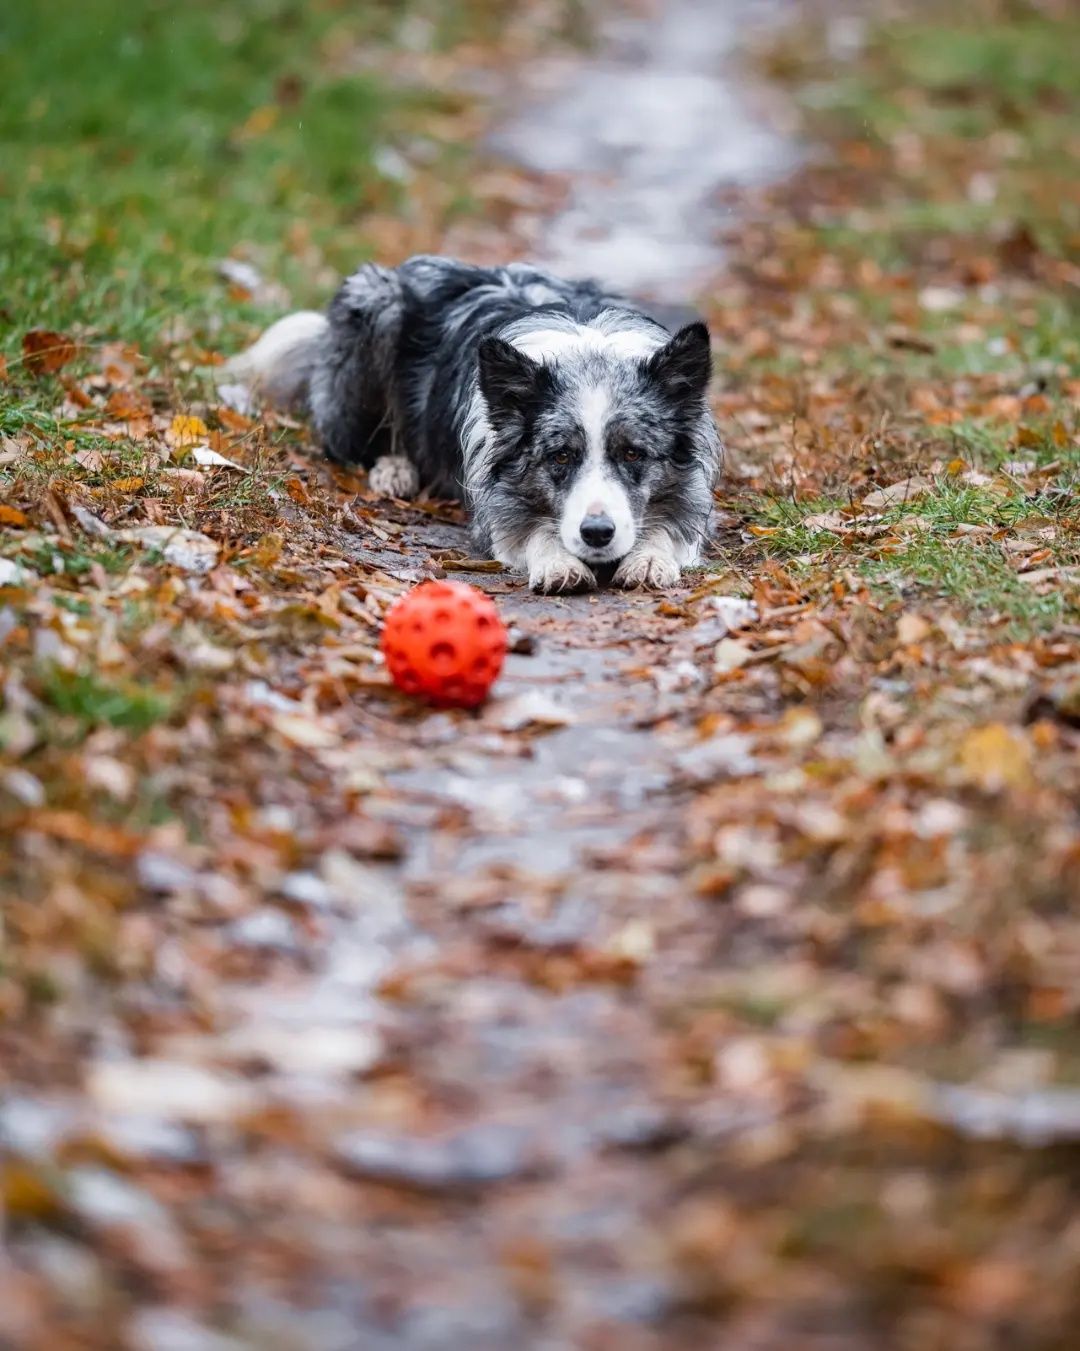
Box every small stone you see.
[336,1122,541,1192]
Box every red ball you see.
[381,580,508,709]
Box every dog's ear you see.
[478,337,550,425]
[644,322,712,403]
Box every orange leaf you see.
[111,476,145,493]
[236,104,279,139]
[217,406,256,433]
[0,504,29,527]
[21,808,142,857]
[250,532,284,566]
[105,389,153,420]
[22,328,77,375]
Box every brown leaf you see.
[74,448,106,472]
[862,477,935,510]
[885,327,936,354]
[105,389,153,421]
[440,558,506,573]
[249,532,284,567]
[20,808,143,856]
[896,613,931,644]
[802,510,849,533]
[22,328,77,375]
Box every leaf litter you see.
[3,2,1080,1348]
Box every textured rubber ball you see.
[381,580,508,708]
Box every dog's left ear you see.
[644,322,712,403]
[478,337,551,426]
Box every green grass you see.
[742,4,1080,636]
[776,4,1080,330]
[751,474,1080,634]
[0,0,468,369]
[37,669,174,735]
[862,535,1073,635]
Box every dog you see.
[226,255,722,592]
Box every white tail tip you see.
[223,310,328,407]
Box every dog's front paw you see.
[368,454,419,499]
[614,549,682,591]
[529,553,597,595]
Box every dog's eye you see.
[553,450,571,466]
[622,447,642,462]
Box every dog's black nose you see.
[580,513,616,548]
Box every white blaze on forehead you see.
[577,384,610,460]
[511,324,662,365]
[558,383,637,562]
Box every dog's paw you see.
[613,549,681,591]
[529,554,597,594]
[368,455,419,499]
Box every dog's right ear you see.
[478,337,550,426]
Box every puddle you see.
[492,0,797,297]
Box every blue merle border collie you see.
[227,255,722,593]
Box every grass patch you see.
[750,477,1080,634]
[0,0,427,354]
[37,668,175,735]
[862,534,1073,635]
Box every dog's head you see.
[475,320,715,566]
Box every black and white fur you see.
[226,255,721,592]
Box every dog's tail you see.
[223,310,328,407]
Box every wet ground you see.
[493,0,796,295]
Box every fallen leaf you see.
[22,328,77,375]
[713,637,754,674]
[104,389,153,420]
[167,414,209,448]
[489,690,577,730]
[0,504,29,527]
[710,595,759,630]
[271,711,341,748]
[862,478,935,510]
[71,504,114,537]
[897,613,931,644]
[191,445,249,473]
[114,525,220,574]
[802,510,849,532]
[87,1060,258,1123]
[958,723,1032,792]
[440,557,505,572]
[73,448,106,472]
[0,557,31,585]
[249,532,284,567]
